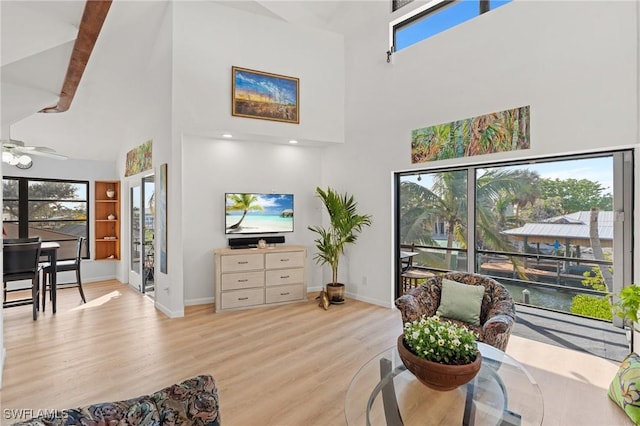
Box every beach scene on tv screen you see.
[226,193,294,234]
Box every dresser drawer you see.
[221,288,264,309]
[266,284,304,304]
[221,271,264,290]
[265,268,304,286]
[265,251,305,269]
[220,253,264,272]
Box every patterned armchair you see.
[395,272,516,351]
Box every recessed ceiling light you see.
[289,139,298,144]
[222,133,233,138]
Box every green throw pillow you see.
[609,352,640,424]
[436,278,485,325]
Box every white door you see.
[128,182,143,291]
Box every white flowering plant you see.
[402,314,478,365]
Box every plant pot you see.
[397,335,481,391]
[326,283,345,304]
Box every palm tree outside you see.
[400,168,538,270]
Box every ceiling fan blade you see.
[24,149,68,160]
[11,146,68,160]
[2,140,68,160]
[0,139,25,149]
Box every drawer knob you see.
[238,261,249,264]
[280,258,289,262]
[238,297,249,301]
[280,292,290,296]
[238,279,248,282]
[281,275,290,279]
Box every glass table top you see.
[345,341,544,426]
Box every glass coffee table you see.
[345,342,543,426]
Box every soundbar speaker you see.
[228,235,285,248]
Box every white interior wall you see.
[3,157,120,283]
[173,2,345,306]
[115,3,175,316]
[172,2,345,145]
[321,0,639,307]
[181,136,324,304]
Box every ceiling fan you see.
[1,139,68,169]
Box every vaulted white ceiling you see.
[1,1,84,129]
[0,0,368,161]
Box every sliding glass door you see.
[396,151,633,323]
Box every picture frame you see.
[232,66,299,124]
[125,139,152,177]
[158,163,168,273]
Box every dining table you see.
[40,241,60,314]
[400,251,419,272]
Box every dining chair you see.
[42,236,86,309]
[3,239,42,320]
[400,243,434,293]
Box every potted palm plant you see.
[308,187,372,306]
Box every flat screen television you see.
[225,193,294,234]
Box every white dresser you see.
[213,245,307,312]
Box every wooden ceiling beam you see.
[40,0,112,113]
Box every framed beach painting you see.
[232,66,299,124]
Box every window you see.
[2,177,89,260]
[399,170,468,272]
[392,0,512,52]
[396,151,633,323]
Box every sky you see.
[395,0,513,51]
[226,193,294,216]
[234,69,297,106]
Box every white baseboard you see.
[308,285,393,309]
[154,300,184,318]
[184,297,214,306]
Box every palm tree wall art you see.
[411,105,530,164]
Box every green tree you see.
[226,193,264,230]
[518,196,564,223]
[492,169,541,228]
[571,252,613,320]
[399,182,439,246]
[539,178,612,214]
[2,181,80,220]
[400,169,538,269]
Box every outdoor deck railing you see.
[402,244,613,319]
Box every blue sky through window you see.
[395,0,512,51]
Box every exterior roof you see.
[502,211,613,246]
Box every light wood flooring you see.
[0,280,633,425]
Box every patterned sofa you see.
[11,374,220,426]
[395,272,516,351]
